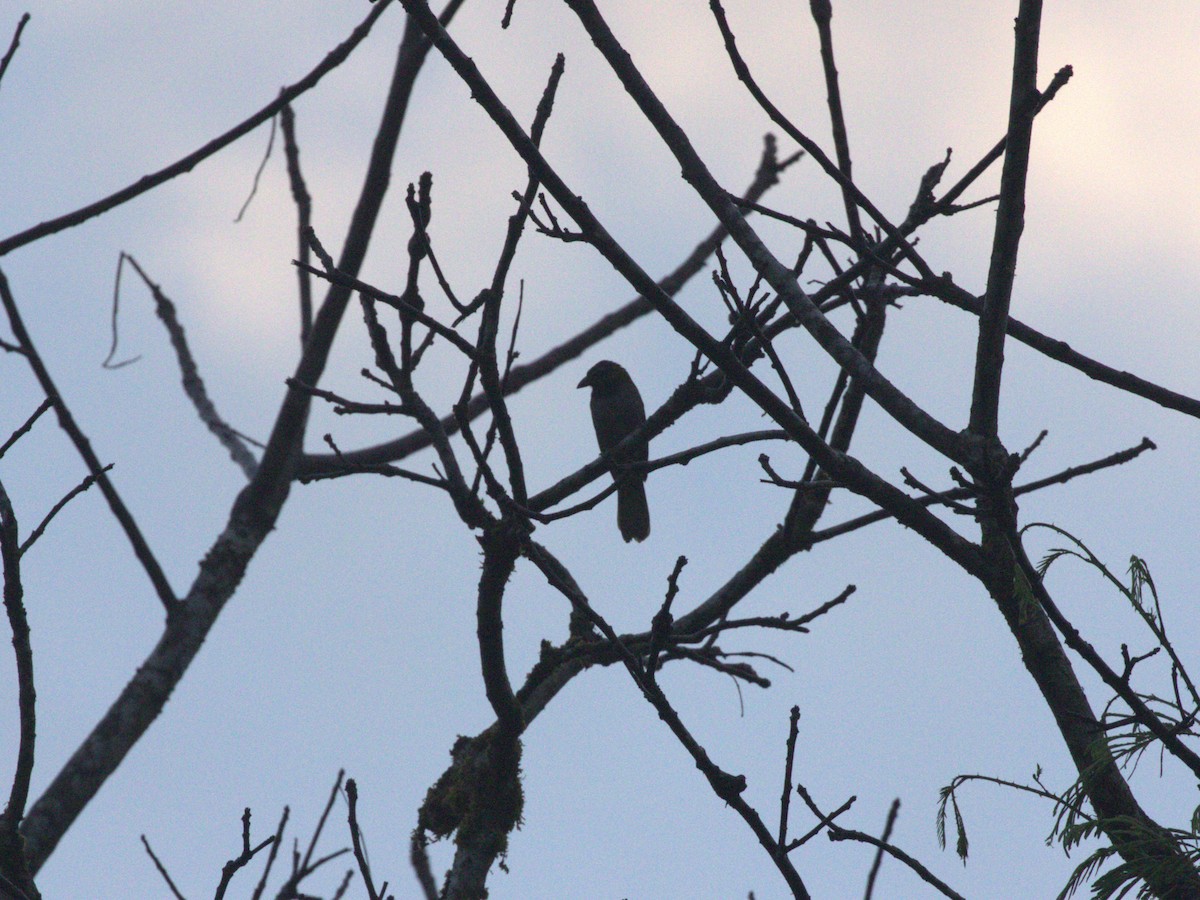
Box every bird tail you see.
[617,478,650,543]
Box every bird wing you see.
[590,390,647,466]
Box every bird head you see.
[577,360,632,395]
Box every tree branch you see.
[0,2,394,258]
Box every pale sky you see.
[2,2,1199,898]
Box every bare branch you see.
[19,464,112,556]
[926,276,1200,421]
[122,254,259,478]
[0,482,37,900]
[862,799,900,900]
[399,0,988,579]
[141,835,187,900]
[778,706,800,847]
[17,1,470,871]
[0,13,31,93]
[969,0,1043,440]
[0,1,393,258]
[213,809,276,900]
[0,399,52,461]
[299,133,797,477]
[808,437,1157,547]
[808,0,863,246]
[297,260,480,361]
[343,782,379,900]
[0,268,178,609]
[233,113,278,223]
[279,102,314,346]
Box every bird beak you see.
[577,374,591,389]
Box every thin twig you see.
[808,0,863,245]
[927,277,1200,421]
[829,822,964,900]
[234,113,278,223]
[102,254,140,369]
[778,706,801,846]
[808,437,1157,547]
[0,13,30,92]
[123,254,258,478]
[522,538,812,899]
[345,780,381,900]
[279,102,314,346]
[19,464,113,555]
[141,835,187,900]
[301,770,345,876]
[298,134,796,476]
[213,809,276,900]
[249,806,287,900]
[530,429,788,527]
[0,2,394,258]
[0,399,52,461]
[469,53,567,508]
[927,65,1072,221]
[0,269,177,609]
[708,0,931,280]
[297,261,479,359]
[862,799,900,900]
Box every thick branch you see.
[969,0,1041,439]
[17,1,466,870]
[0,482,38,900]
[398,0,987,581]
[931,279,1200,421]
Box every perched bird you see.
[578,360,651,542]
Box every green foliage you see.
[1057,818,1200,900]
[939,527,1200,897]
[935,779,969,863]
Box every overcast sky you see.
[3,2,1200,898]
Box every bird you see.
[577,360,650,542]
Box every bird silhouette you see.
[577,360,650,542]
